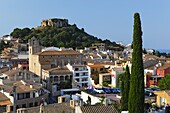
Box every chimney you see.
[58,96,66,103]
[30,84,33,88]
[70,100,78,108]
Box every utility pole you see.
[13,85,17,113]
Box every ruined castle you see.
[41,18,68,27]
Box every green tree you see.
[102,81,109,87]
[128,13,144,113]
[158,74,170,90]
[10,28,22,38]
[155,50,161,57]
[143,48,147,54]
[121,65,130,111]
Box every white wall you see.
[81,91,102,105]
[75,106,82,113]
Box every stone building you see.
[0,80,48,113]
[41,18,68,27]
[1,70,40,84]
[28,37,83,81]
[42,67,73,96]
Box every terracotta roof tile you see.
[81,104,118,113]
[87,64,104,68]
[14,81,41,93]
[0,92,10,102]
[34,50,82,56]
[17,102,74,113]
[0,81,41,93]
[157,63,170,70]
[44,67,72,75]
[3,70,19,76]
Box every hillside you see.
[10,20,124,51]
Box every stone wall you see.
[41,18,68,27]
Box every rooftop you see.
[87,64,104,68]
[0,92,11,106]
[157,63,170,70]
[44,67,72,75]
[17,102,74,113]
[80,104,118,113]
[0,80,41,93]
[34,50,82,56]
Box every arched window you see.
[50,76,53,83]
[65,75,70,80]
[54,76,58,82]
[60,76,64,81]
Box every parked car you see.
[86,89,98,94]
[145,88,155,97]
[110,88,118,94]
[102,88,112,94]
[94,88,105,94]
[115,88,121,93]
[151,87,160,92]
[145,90,154,97]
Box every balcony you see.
[74,69,88,72]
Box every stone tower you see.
[28,37,41,55]
[28,37,41,74]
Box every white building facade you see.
[67,64,90,88]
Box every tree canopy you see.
[121,65,130,111]
[128,13,144,113]
[10,24,124,50]
[158,74,170,90]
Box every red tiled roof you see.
[34,50,82,56]
[0,81,41,93]
[81,104,118,113]
[157,64,170,70]
[44,67,72,75]
[3,70,19,76]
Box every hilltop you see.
[10,18,124,50]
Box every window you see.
[75,79,79,82]
[22,104,26,108]
[26,92,30,98]
[75,73,79,77]
[54,76,58,82]
[2,106,6,112]
[18,93,24,100]
[29,103,33,107]
[33,92,35,98]
[60,76,64,81]
[34,102,38,106]
[10,106,13,111]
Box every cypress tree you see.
[121,65,130,111]
[128,13,144,113]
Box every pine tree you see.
[128,13,144,113]
[121,65,130,111]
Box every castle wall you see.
[41,18,68,27]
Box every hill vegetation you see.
[10,24,124,50]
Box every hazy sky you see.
[0,1,170,49]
